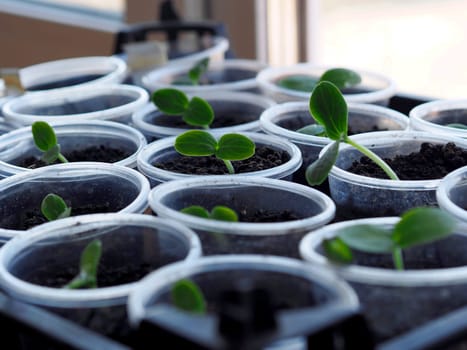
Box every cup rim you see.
[0,162,150,239]
[259,101,409,146]
[0,119,147,175]
[2,84,149,124]
[148,175,335,235]
[127,254,359,327]
[256,63,397,103]
[299,216,467,286]
[323,131,467,190]
[0,213,201,308]
[436,165,467,224]
[137,132,302,183]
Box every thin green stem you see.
[344,136,399,181]
[392,248,404,270]
[223,160,235,174]
[57,153,68,163]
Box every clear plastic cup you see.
[2,84,149,125]
[148,176,335,257]
[409,99,467,138]
[0,213,201,341]
[19,56,128,94]
[137,132,302,186]
[132,91,275,141]
[127,255,359,349]
[260,102,409,187]
[142,58,267,93]
[322,131,467,219]
[300,217,467,342]
[256,63,396,105]
[0,120,147,177]
[0,162,150,243]
[437,165,467,230]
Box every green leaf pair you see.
[31,121,68,164]
[305,81,399,185]
[181,205,238,222]
[175,130,255,174]
[323,207,456,270]
[152,88,214,128]
[278,68,361,93]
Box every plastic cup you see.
[437,165,467,230]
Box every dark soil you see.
[26,74,106,91]
[154,146,290,175]
[18,145,131,169]
[147,110,257,128]
[348,142,467,180]
[238,208,300,222]
[17,202,119,230]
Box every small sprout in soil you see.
[64,239,102,289]
[152,88,214,128]
[181,205,239,222]
[305,81,399,185]
[323,207,456,270]
[188,58,209,85]
[175,130,255,174]
[171,278,206,314]
[446,123,467,130]
[41,193,71,221]
[31,121,68,164]
[278,67,361,93]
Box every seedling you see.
[175,130,255,174]
[181,205,239,222]
[41,193,71,221]
[277,67,361,93]
[31,121,68,164]
[305,81,399,185]
[171,279,206,314]
[323,207,456,270]
[64,239,102,289]
[153,88,256,174]
[152,88,214,128]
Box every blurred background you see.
[1,0,466,98]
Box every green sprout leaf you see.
[297,124,326,136]
[215,134,255,161]
[306,141,340,186]
[175,130,218,156]
[152,88,213,128]
[309,81,348,141]
[319,68,362,90]
[41,193,71,221]
[152,88,189,115]
[181,205,210,218]
[64,239,102,289]
[31,121,68,164]
[277,75,318,92]
[188,58,209,85]
[323,237,353,264]
[183,97,214,127]
[174,130,255,174]
[338,225,394,253]
[392,207,457,249]
[171,279,206,314]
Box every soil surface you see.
[18,145,131,169]
[154,146,290,175]
[26,74,105,91]
[238,208,300,222]
[348,142,467,180]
